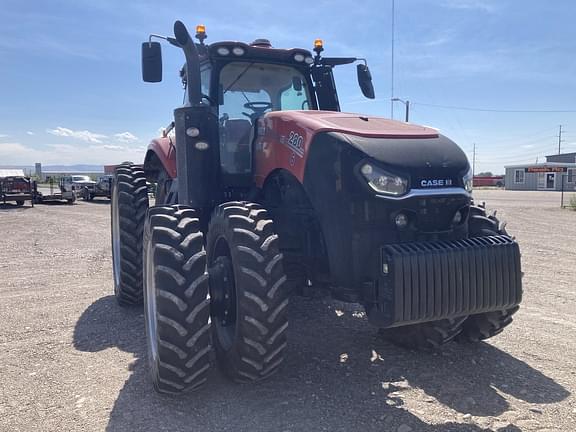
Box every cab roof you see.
[205,41,314,66]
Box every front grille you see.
[377,235,522,327]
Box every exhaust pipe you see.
[173,21,203,106]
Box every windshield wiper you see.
[223,62,254,95]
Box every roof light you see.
[217,47,230,56]
[314,39,323,49]
[304,56,314,65]
[232,46,245,56]
[195,24,207,44]
[251,39,272,48]
[294,53,305,62]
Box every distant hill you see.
[0,164,104,173]
[43,164,104,173]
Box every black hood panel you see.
[329,132,470,189]
[330,131,470,176]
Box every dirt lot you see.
[0,190,574,432]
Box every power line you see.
[472,143,476,177]
[412,102,576,113]
[390,0,395,118]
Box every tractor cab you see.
[141,22,374,212]
[206,51,316,176]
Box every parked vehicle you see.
[473,175,505,187]
[83,175,113,201]
[0,176,34,206]
[110,21,523,394]
[34,177,76,204]
[60,175,96,196]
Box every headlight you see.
[360,163,408,196]
[463,167,473,193]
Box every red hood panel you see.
[264,110,439,139]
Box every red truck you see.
[473,176,504,187]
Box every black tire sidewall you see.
[207,202,289,382]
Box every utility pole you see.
[390,0,395,119]
[391,98,409,122]
[472,143,476,177]
[557,125,564,154]
[405,100,409,122]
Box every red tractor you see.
[111,21,522,393]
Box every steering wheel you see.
[242,101,273,120]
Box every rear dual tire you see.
[379,317,468,351]
[111,163,149,306]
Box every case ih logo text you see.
[420,179,453,187]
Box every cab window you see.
[218,62,311,174]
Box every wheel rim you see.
[209,237,237,351]
[111,181,121,290]
[144,230,159,368]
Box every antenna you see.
[390,0,395,119]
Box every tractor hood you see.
[268,110,440,139]
[266,110,469,174]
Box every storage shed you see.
[504,153,576,191]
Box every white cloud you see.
[114,132,139,143]
[0,142,37,161]
[0,134,8,138]
[47,126,107,144]
[0,141,146,165]
[441,0,497,13]
[89,144,132,151]
[26,131,35,135]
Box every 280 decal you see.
[286,131,305,158]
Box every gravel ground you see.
[0,190,574,432]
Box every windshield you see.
[72,176,91,182]
[218,62,313,175]
[220,62,312,117]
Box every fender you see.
[144,137,177,178]
[253,110,439,188]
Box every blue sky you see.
[1,0,575,173]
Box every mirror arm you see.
[148,34,180,47]
[355,58,368,66]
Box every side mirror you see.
[142,42,162,82]
[357,64,375,99]
[292,76,303,92]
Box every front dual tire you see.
[141,202,289,393]
[143,206,212,393]
[207,202,289,383]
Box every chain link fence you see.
[560,174,576,209]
